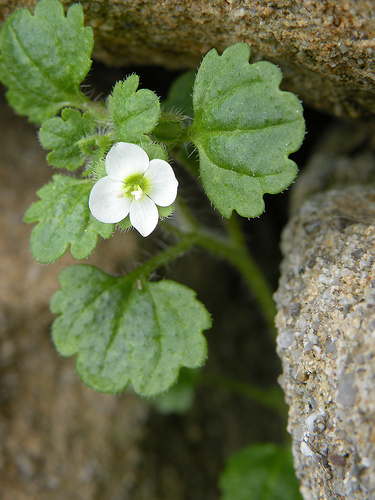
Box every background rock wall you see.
[274,126,375,499]
[1,0,375,119]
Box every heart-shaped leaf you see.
[189,43,305,218]
[108,74,160,143]
[51,265,211,396]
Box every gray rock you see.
[275,186,375,499]
[289,123,375,216]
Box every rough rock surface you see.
[289,123,375,215]
[1,0,374,119]
[275,186,375,499]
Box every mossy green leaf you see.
[164,70,195,118]
[152,71,195,144]
[24,175,114,263]
[219,443,302,500]
[39,109,95,170]
[189,43,305,218]
[108,74,161,142]
[136,136,169,162]
[0,0,93,124]
[51,265,211,396]
[151,368,198,415]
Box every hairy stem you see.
[192,232,277,336]
[81,100,110,122]
[197,220,277,337]
[126,233,197,284]
[161,215,276,336]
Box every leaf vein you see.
[198,115,302,135]
[196,78,264,118]
[8,21,80,103]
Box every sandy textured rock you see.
[275,185,375,499]
[1,0,375,119]
[289,123,375,215]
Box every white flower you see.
[89,142,178,237]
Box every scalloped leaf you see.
[50,265,211,396]
[189,43,305,218]
[39,109,95,169]
[219,443,302,500]
[108,74,160,143]
[24,175,114,263]
[0,0,93,124]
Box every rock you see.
[289,122,375,215]
[275,125,375,498]
[1,0,375,119]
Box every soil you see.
[0,60,316,498]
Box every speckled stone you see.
[1,0,374,119]
[289,123,375,216]
[275,187,375,499]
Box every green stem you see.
[169,146,276,334]
[175,145,200,179]
[125,233,197,284]
[161,217,277,336]
[125,219,279,412]
[76,132,113,147]
[194,229,277,336]
[128,235,282,414]
[196,372,287,417]
[223,212,247,250]
[72,98,110,122]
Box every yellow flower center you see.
[122,174,149,201]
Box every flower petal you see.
[89,177,131,223]
[145,159,179,207]
[105,142,149,180]
[129,196,159,237]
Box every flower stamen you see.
[131,186,143,201]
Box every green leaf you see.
[152,71,195,144]
[108,74,160,142]
[136,136,169,162]
[151,111,185,144]
[0,0,93,124]
[219,443,302,500]
[164,70,195,118]
[39,109,95,169]
[24,175,114,263]
[50,265,211,396]
[151,368,197,415]
[189,43,305,218]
